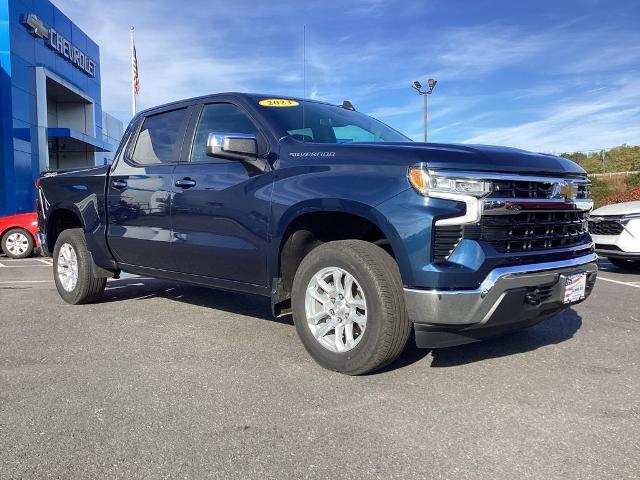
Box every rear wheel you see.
[53,229,106,304]
[1,228,34,259]
[291,240,411,375]
[608,257,640,270]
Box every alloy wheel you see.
[57,243,79,292]
[304,266,367,353]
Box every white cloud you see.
[462,78,640,152]
[53,0,305,121]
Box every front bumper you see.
[595,247,640,260]
[404,253,598,348]
[591,218,640,260]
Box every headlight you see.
[408,168,491,197]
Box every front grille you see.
[433,211,591,261]
[480,211,590,252]
[588,220,623,235]
[488,179,589,199]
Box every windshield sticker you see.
[259,99,299,107]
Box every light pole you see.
[411,78,437,142]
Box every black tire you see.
[291,240,411,375]
[52,228,107,304]
[1,228,34,259]
[608,257,640,270]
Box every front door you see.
[170,102,272,285]
[106,107,190,271]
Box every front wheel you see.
[1,228,34,259]
[291,240,411,375]
[53,228,106,304]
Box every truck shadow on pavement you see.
[101,277,582,371]
[101,277,284,323]
[373,309,582,372]
[424,309,583,368]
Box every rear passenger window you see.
[131,108,189,165]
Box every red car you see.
[0,212,40,259]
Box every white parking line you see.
[0,280,52,284]
[598,276,640,289]
[0,261,5,267]
[37,259,52,265]
[0,264,50,268]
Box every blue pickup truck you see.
[36,93,598,374]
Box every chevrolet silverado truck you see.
[36,93,598,375]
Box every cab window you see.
[130,108,189,165]
[191,103,258,162]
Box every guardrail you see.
[588,171,640,178]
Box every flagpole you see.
[130,26,136,117]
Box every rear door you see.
[170,102,272,285]
[106,107,191,270]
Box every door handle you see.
[111,179,127,190]
[175,178,197,189]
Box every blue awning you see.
[47,128,113,152]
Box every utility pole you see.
[423,94,428,143]
[412,78,437,142]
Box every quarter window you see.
[131,108,189,165]
[191,103,257,162]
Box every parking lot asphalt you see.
[0,256,639,480]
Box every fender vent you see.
[433,225,481,262]
[433,226,463,262]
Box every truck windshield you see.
[260,100,411,144]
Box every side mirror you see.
[206,132,258,160]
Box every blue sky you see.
[54,0,640,153]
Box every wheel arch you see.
[45,204,85,251]
[270,199,410,315]
[1,225,35,242]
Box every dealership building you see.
[0,0,123,216]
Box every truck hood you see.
[591,200,640,216]
[323,142,586,176]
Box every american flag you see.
[132,39,139,95]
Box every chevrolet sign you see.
[550,180,579,200]
[23,13,97,77]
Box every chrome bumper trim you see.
[404,253,598,326]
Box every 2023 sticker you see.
[259,99,300,107]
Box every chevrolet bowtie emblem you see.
[551,180,578,200]
[24,13,49,39]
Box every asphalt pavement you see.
[0,255,638,479]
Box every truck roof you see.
[135,92,335,118]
